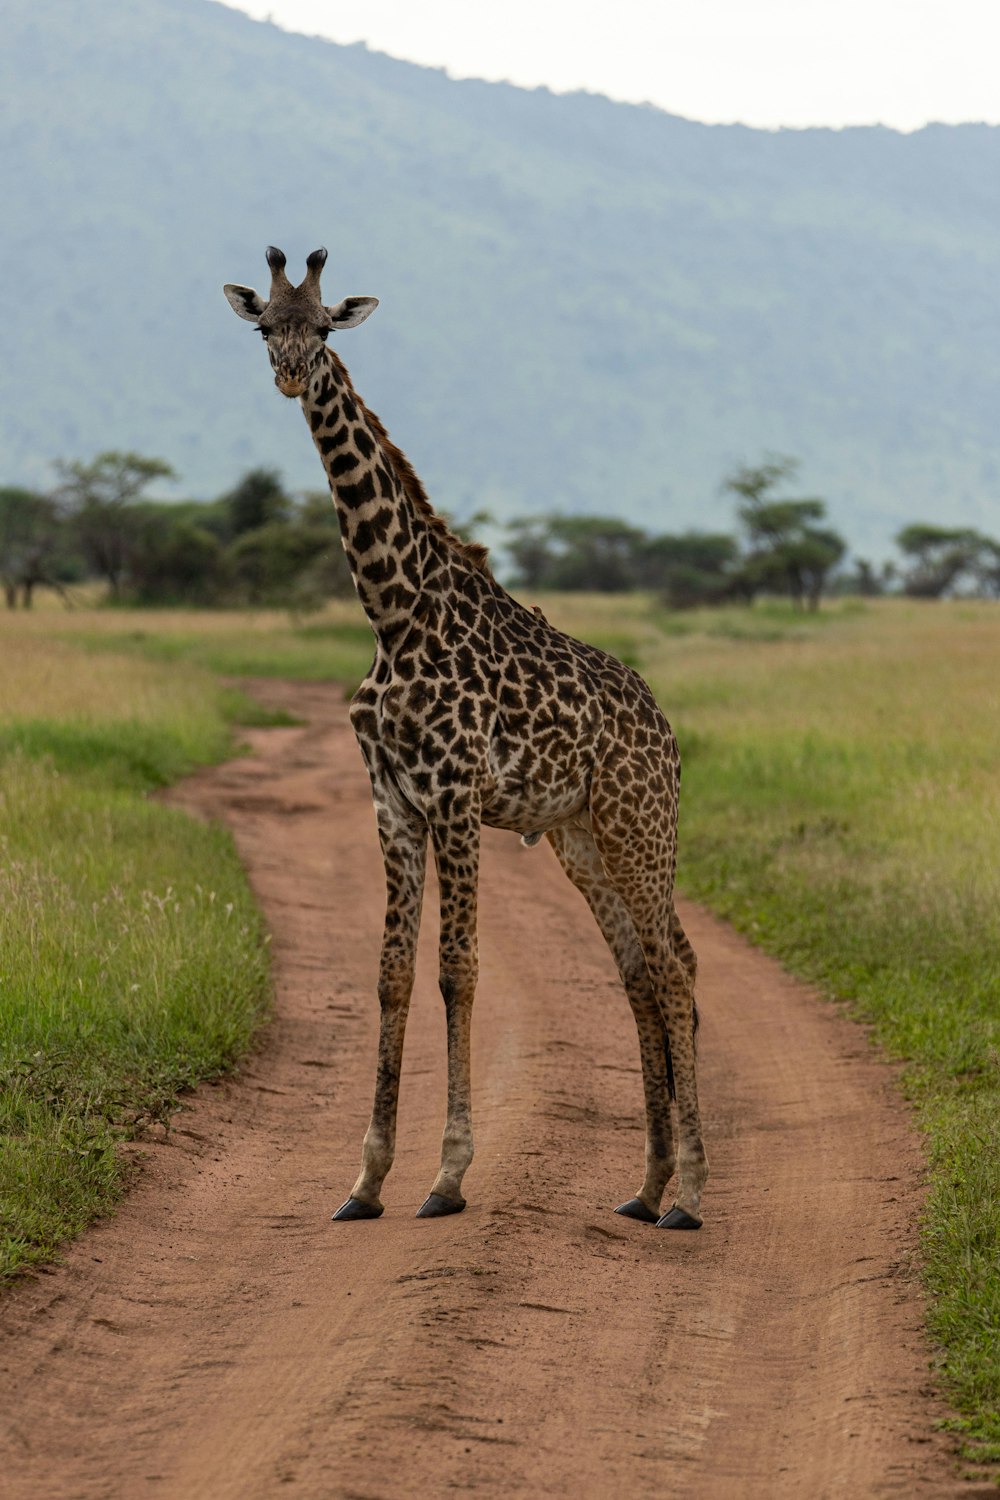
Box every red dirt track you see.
[1,682,964,1498]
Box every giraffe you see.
[224,247,708,1229]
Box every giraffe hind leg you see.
[660,905,700,1100]
[629,917,706,1227]
[587,795,708,1227]
[547,824,677,1221]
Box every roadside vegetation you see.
[71,603,378,684]
[0,626,274,1282]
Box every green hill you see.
[3,0,998,553]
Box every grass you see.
[0,619,272,1282]
[535,593,1000,1466]
[4,589,1000,1467]
[71,602,376,685]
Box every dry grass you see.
[1,632,224,731]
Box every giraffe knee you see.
[439,964,477,1011]
[618,955,648,992]
[669,915,698,985]
[664,953,694,997]
[377,970,412,1011]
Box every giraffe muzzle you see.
[275,373,307,398]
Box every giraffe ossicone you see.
[224,248,708,1228]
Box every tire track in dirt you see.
[0,681,966,1498]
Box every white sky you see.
[221,0,1000,131]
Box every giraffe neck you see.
[300,348,482,643]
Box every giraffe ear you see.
[324,296,379,331]
[224,284,266,323]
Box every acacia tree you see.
[545,516,646,591]
[221,467,291,537]
[506,515,646,591]
[0,486,68,608]
[505,516,556,589]
[637,531,740,607]
[969,536,1000,598]
[836,558,896,597]
[725,457,845,610]
[895,524,985,598]
[57,451,175,598]
[126,507,227,604]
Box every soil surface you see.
[0,681,968,1498]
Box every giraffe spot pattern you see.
[238,303,707,1221]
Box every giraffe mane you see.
[329,353,493,578]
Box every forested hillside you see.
[3,0,998,550]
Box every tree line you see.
[2,451,998,610]
[506,458,1000,606]
[0,454,352,610]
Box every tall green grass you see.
[0,630,271,1281]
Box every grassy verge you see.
[0,629,273,1282]
[550,594,1000,1466]
[69,602,377,685]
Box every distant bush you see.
[0,485,80,607]
[895,524,1000,599]
[506,457,848,610]
[12,450,1000,612]
[10,457,357,611]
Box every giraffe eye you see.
[258,327,271,339]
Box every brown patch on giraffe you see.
[0,683,961,1499]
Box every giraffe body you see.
[224,249,707,1228]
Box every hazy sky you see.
[221,0,1000,131]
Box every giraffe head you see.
[224,247,379,398]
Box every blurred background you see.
[2,0,999,608]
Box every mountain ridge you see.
[3,0,998,554]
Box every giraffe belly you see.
[481,766,591,835]
[377,745,589,835]
[363,676,597,833]
[481,709,597,833]
[481,799,585,837]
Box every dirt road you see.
[1,682,963,1498]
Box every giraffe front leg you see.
[333,808,427,1222]
[417,810,480,1219]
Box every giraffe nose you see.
[275,374,306,397]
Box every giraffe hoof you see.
[331,1196,383,1222]
[416,1193,466,1218]
[656,1205,702,1230]
[614,1197,659,1224]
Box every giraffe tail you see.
[664,1028,676,1101]
[663,907,699,1101]
[662,1003,698,1103]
